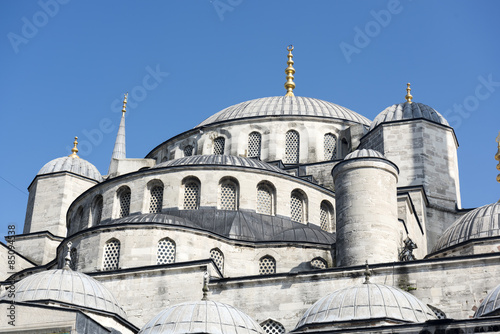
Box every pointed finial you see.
[284,45,295,97]
[202,271,209,301]
[63,241,73,269]
[405,83,413,104]
[495,132,500,184]
[122,92,128,113]
[363,260,372,284]
[69,137,79,158]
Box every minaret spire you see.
[405,83,413,103]
[109,93,128,173]
[284,45,296,97]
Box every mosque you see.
[2,46,500,333]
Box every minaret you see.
[284,45,296,97]
[108,93,127,174]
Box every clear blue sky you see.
[1,1,500,236]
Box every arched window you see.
[284,130,299,164]
[183,178,200,210]
[256,182,274,215]
[260,319,285,334]
[219,179,238,211]
[75,206,85,231]
[184,145,194,157]
[341,138,349,157]
[324,133,337,161]
[248,132,262,159]
[157,238,176,264]
[320,200,334,232]
[149,185,164,213]
[118,187,131,218]
[290,190,306,223]
[210,248,224,273]
[92,195,103,226]
[70,247,78,271]
[311,257,327,270]
[213,137,225,155]
[259,255,276,275]
[102,239,120,271]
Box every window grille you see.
[324,133,337,160]
[157,238,176,264]
[248,132,262,159]
[213,137,225,155]
[261,320,285,334]
[93,196,103,226]
[220,182,236,210]
[257,185,272,215]
[210,248,224,273]
[119,190,131,218]
[259,256,276,275]
[320,201,333,232]
[149,186,163,213]
[184,145,194,157]
[290,193,304,223]
[284,130,299,163]
[70,248,78,270]
[311,257,327,270]
[102,239,120,271]
[183,182,199,210]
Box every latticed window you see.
[184,145,194,157]
[157,238,176,264]
[220,181,237,210]
[259,256,276,275]
[183,182,200,210]
[92,196,103,226]
[210,248,224,273]
[324,133,337,161]
[257,184,272,215]
[284,130,299,163]
[261,319,285,334]
[70,248,78,270]
[248,132,262,159]
[149,186,163,213]
[102,239,120,271]
[320,201,334,232]
[213,137,225,155]
[290,192,304,223]
[311,257,327,270]
[119,189,131,218]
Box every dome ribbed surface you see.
[138,300,264,334]
[344,149,386,160]
[433,202,500,253]
[370,102,449,130]
[475,283,500,318]
[196,96,371,128]
[295,283,435,329]
[38,156,102,182]
[5,268,126,318]
[154,155,285,174]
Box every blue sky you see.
[1,1,500,236]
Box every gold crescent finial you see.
[69,136,79,158]
[122,92,128,113]
[63,241,73,269]
[495,132,500,184]
[284,45,295,97]
[363,260,372,284]
[405,83,413,103]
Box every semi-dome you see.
[433,202,500,253]
[370,102,449,130]
[138,300,263,334]
[344,148,386,160]
[154,155,285,174]
[4,268,126,318]
[475,283,500,318]
[295,283,435,330]
[196,96,371,128]
[38,156,103,182]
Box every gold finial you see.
[363,260,372,284]
[284,45,295,97]
[405,83,413,103]
[495,132,500,183]
[69,136,79,158]
[63,241,73,269]
[121,92,128,113]
[202,271,209,301]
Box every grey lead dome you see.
[196,96,371,128]
[370,102,449,130]
[475,283,500,318]
[344,149,386,160]
[38,156,103,182]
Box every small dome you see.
[38,156,102,182]
[295,283,435,330]
[138,300,263,334]
[433,202,500,253]
[475,283,500,318]
[196,96,371,128]
[344,149,386,160]
[3,268,126,318]
[370,102,449,130]
[154,155,285,174]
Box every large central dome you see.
[196,96,371,128]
